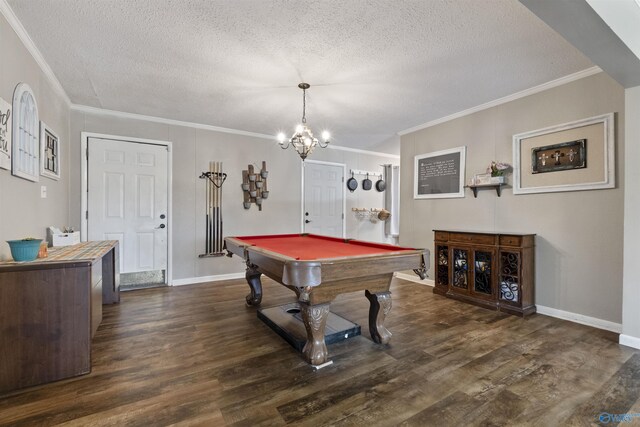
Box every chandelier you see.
[277,83,330,161]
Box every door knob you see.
[305,220,311,224]
[156,224,166,229]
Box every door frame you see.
[300,159,347,238]
[80,132,173,285]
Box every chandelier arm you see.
[279,140,291,150]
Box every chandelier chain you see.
[301,87,307,124]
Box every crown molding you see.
[0,0,71,106]
[71,104,276,140]
[325,144,399,158]
[398,66,603,136]
[72,103,400,158]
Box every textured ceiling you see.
[7,0,593,152]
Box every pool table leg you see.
[365,290,392,345]
[245,263,263,306]
[300,302,330,366]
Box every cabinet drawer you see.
[449,233,496,245]
[499,235,522,247]
[434,231,449,241]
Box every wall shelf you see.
[466,183,505,198]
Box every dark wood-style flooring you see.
[1,277,639,426]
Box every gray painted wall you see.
[70,110,398,281]
[400,72,625,324]
[623,85,640,339]
[0,14,70,260]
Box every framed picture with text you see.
[414,146,466,199]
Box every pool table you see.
[224,233,429,366]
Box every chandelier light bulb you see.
[321,131,330,141]
[277,133,286,142]
[295,124,304,134]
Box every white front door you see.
[87,137,168,275]
[303,161,345,238]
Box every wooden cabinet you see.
[0,241,119,394]
[434,230,535,316]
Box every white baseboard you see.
[536,305,622,333]
[171,272,245,286]
[394,272,434,287]
[619,334,640,350]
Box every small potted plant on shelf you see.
[487,161,511,184]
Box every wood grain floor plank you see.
[1,278,638,426]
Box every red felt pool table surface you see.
[234,234,417,261]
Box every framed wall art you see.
[0,96,11,170]
[512,113,614,195]
[414,146,466,199]
[12,83,40,182]
[40,121,60,180]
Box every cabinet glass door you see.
[473,250,493,296]
[499,251,520,304]
[452,249,469,291]
[436,245,449,286]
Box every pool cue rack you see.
[241,161,269,211]
[199,161,227,258]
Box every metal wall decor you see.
[242,161,268,211]
[199,161,227,257]
[532,139,586,174]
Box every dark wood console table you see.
[0,241,119,394]
[433,230,535,316]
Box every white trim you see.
[327,144,399,159]
[394,272,434,287]
[512,112,615,195]
[414,146,466,199]
[536,305,622,333]
[0,0,71,106]
[398,67,603,135]
[72,104,400,159]
[72,104,274,140]
[172,272,245,286]
[619,334,640,350]
[301,160,347,238]
[81,131,173,285]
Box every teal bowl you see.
[6,239,42,262]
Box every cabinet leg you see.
[245,264,262,306]
[365,290,392,344]
[300,302,330,366]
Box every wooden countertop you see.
[0,240,118,271]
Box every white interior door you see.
[303,161,345,238]
[87,137,168,275]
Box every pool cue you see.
[209,162,214,254]
[212,161,218,253]
[204,169,210,254]
[218,162,223,252]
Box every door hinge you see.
[86,147,89,160]
[342,213,344,219]
[85,211,88,220]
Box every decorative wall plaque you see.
[531,139,586,174]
